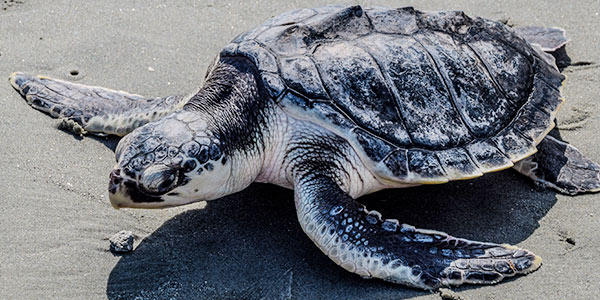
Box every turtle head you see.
[108,111,231,209]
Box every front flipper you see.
[294,174,541,289]
[514,135,600,195]
[9,72,186,136]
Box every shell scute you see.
[365,7,418,35]
[491,129,536,162]
[435,148,482,180]
[382,149,409,180]
[261,72,286,98]
[261,8,317,27]
[280,56,328,99]
[237,40,278,73]
[358,33,471,148]
[312,42,412,147]
[466,140,513,173]
[407,150,447,182]
[353,128,395,162]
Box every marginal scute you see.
[382,149,409,179]
[532,56,565,90]
[407,150,447,182]
[436,148,482,180]
[528,76,563,115]
[279,97,356,132]
[512,103,554,143]
[237,40,278,73]
[232,25,269,44]
[491,129,536,162]
[279,92,311,110]
[220,43,238,57]
[260,72,286,98]
[466,140,512,172]
[261,8,317,26]
[353,128,395,162]
[365,7,418,34]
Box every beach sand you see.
[1,0,599,299]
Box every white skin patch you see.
[169,157,233,203]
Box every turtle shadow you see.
[106,169,557,300]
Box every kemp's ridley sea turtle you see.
[9,5,600,289]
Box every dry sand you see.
[1,0,599,299]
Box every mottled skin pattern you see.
[8,5,600,290]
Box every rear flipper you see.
[9,72,186,136]
[515,26,571,69]
[514,135,600,195]
[514,26,568,52]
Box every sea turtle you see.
[9,5,600,290]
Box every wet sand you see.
[1,1,599,299]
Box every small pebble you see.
[439,288,463,300]
[110,230,134,253]
[147,66,155,72]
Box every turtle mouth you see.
[108,167,166,209]
[109,182,165,209]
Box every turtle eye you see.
[139,165,179,194]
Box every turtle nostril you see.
[110,169,123,185]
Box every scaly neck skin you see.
[183,56,285,195]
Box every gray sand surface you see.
[1,1,599,299]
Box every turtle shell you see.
[222,5,565,183]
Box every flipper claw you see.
[439,244,541,287]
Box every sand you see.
[0,0,599,299]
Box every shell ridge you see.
[352,42,415,145]
[411,35,476,139]
[463,42,513,106]
[461,145,482,169]
[488,59,546,142]
[488,137,513,161]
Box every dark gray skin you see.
[9,5,600,290]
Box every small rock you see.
[110,230,134,253]
[147,66,155,72]
[439,288,463,300]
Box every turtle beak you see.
[108,167,169,209]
